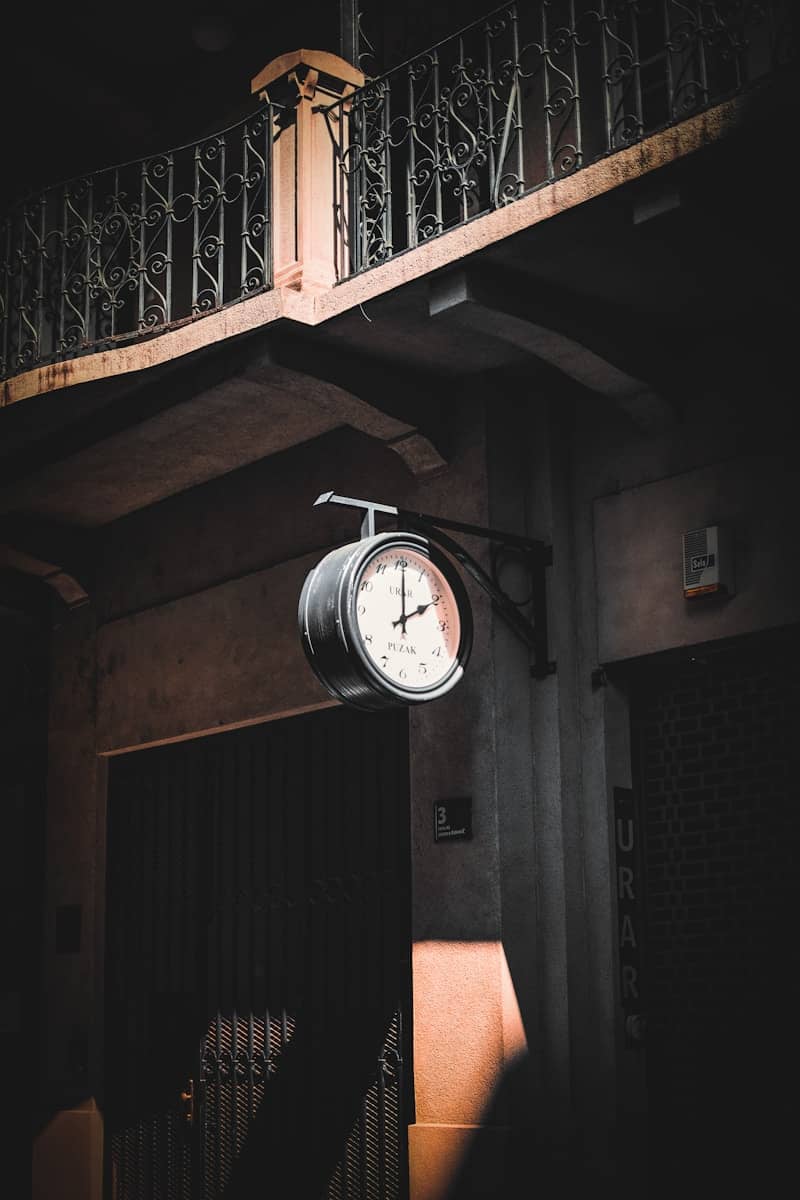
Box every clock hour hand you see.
[393,602,434,633]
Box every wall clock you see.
[298,531,473,710]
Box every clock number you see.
[360,580,373,592]
[399,668,407,680]
[418,570,426,582]
[431,594,440,606]
[438,620,447,632]
[365,633,373,644]
[396,559,408,570]
[432,646,442,657]
[357,603,366,615]
[419,663,428,675]
[380,655,389,667]
[375,563,388,574]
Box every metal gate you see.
[105,706,411,1200]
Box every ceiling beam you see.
[429,269,676,433]
[0,516,92,610]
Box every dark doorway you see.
[0,580,50,1200]
[630,625,800,1199]
[105,705,411,1199]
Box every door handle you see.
[179,1077,194,1126]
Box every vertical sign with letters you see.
[614,786,645,1045]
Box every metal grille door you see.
[105,706,411,1200]
[630,630,800,1198]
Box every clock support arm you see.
[313,491,555,678]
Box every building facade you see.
[1,3,797,1198]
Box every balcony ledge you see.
[1,92,750,411]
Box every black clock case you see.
[298,530,473,711]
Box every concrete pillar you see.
[405,395,533,1199]
[481,386,622,1190]
[523,390,619,1185]
[32,605,105,1200]
[250,49,364,291]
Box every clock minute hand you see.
[392,563,409,634]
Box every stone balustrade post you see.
[251,50,364,293]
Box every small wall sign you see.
[434,797,472,842]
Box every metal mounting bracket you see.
[313,491,556,678]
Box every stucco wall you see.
[570,378,800,1190]
[39,366,798,1200]
[594,451,800,664]
[38,395,544,1199]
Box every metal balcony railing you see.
[325,0,792,280]
[1,104,273,383]
[1,4,793,388]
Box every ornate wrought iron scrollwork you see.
[330,6,526,276]
[356,5,382,77]
[325,0,790,280]
[1,104,273,382]
[0,2,791,375]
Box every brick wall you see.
[631,624,800,1195]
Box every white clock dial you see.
[354,546,461,689]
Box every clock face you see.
[298,530,472,710]
[354,544,462,691]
